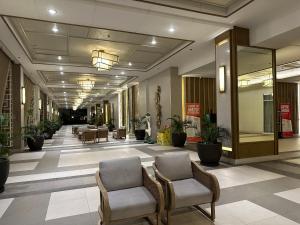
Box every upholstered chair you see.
[97,128,109,142]
[82,129,97,143]
[153,152,220,225]
[112,128,126,139]
[95,157,164,225]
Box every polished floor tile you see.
[61,148,91,153]
[209,166,284,188]
[6,167,98,184]
[0,198,13,218]
[213,200,298,225]
[9,152,46,162]
[102,143,149,149]
[275,188,300,204]
[148,145,179,151]
[58,148,151,167]
[46,187,99,220]
[285,158,300,165]
[10,162,39,172]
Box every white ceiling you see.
[0,0,300,107]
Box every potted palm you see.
[24,124,44,151]
[40,119,56,139]
[197,114,222,166]
[0,114,10,193]
[168,115,188,147]
[106,119,115,132]
[132,116,147,140]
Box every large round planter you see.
[43,132,53,140]
[197,142,222,166]
[135,129,146,140]
[27,136,44,151]
[0,157,9,193]
[172,132,187,147]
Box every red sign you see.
[186,103,200,117]
[280,103,293,138]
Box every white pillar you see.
[33,85,40,124]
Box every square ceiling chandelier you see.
[77,79,95,90]
[92,50,119,71]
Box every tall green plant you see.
[132,116,147,130]
[167,115,191,134]
[201,114,220,144]
[0,114,10,157]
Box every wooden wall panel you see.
[277,82,298,134]
[184,77,216,116]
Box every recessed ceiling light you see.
[151,38,157,45]
[62,85,65,88]
[59,66,63,71]
[62,81,65,83]
[121,71,125,75]
[128,62,132,66]
[60,71,64,75]
[52,25,59,33]
[58,56,62,60]
[107,83,110,85]
[115,75,119,78]
[48,9,57,15]
[168,26,175,33]
[64,92,66,94]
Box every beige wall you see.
[137,67,181,139]
[239,87,273,134]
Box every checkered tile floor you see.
[0,125,300,225]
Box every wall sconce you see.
[219,66,226,93]
[21,87,26,105]
[39,99,42,110]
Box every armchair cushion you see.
[155,152,193,181]
[99,157,143,191]
[108,186,156,220]
[172,178,213,208]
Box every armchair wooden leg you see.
[157,214,161,225]
[211,202,215,221]
[166,210,171,225]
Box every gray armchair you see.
[96,157,164,225]
[153,152,220,225]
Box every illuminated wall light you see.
[39,99,42,110]
[21,86,26,105]
[48,9,57,15]
[219,66,226,93]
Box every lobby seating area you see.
[0,125,299,225]
[1,1,300,225]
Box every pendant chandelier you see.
[77,79,95,90]
[92,50,119,71]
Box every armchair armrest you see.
[191,161,220,202]
[95,171,111,223]
[142,167,164,215]
[152,163,176,209]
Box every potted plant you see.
[40,119,56,139]
[132,116,147,140]
[197,114,222,166]
[0,114,10,193]
[106,119,115,132]
[24,124,44,151]
[168,115,188,147]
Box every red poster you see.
[186,103,201,117]
[185,103,202,142]
[280,103,293,138]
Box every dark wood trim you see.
[133,0,254,18]
[272,49,278,155]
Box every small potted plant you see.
[106,119,115,132]
[197,114,222,166]
[40,119,56,139]
[24,124,44,151]
[168,115,188,147]
[0,114,10,193]
[132,116,147,140]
